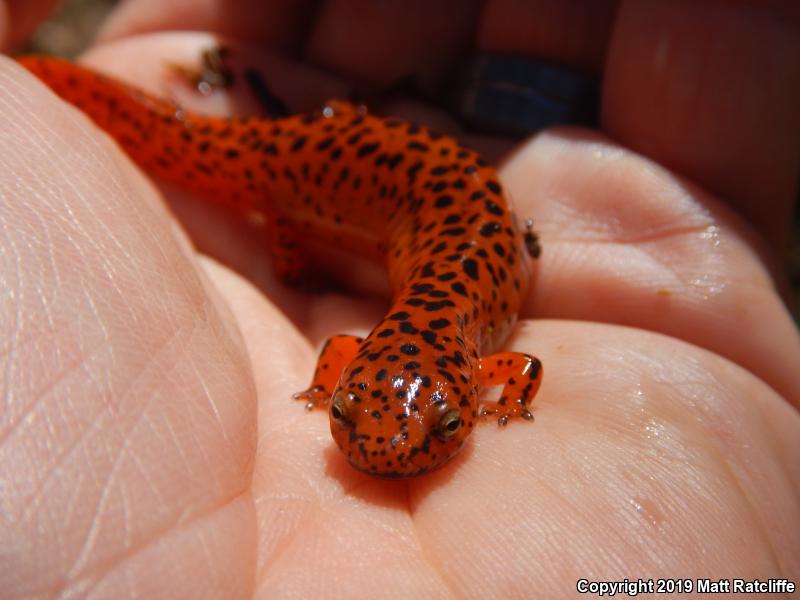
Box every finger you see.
[306,0,481,86]
[0,0,59,49]
[502,128,800,403]
[603,0,800,248]
[478,0,618,72]
[98,0,319,54]
[415,320,800,591]
[0,57,257,595]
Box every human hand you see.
[2,1,798,597]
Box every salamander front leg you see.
[477,352,543,426]
[293,335,364,410]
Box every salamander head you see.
[328,357,476,477]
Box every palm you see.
[3,2,799,597]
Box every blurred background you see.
[23,0,800,323]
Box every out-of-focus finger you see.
[603,0,800,248]
[478,0,617,72]
[98,0,319,54]
[0,0,59,49]
[306,0,481,86]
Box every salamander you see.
[18,55,543,478]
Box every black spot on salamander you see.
[375,369,388,381]
[418,262,435,278]
[421,330,437,345]
[425,300,455,311]
[484,200,503,216]
[438,369,456,383]
[400,343,420,355]
[486,180,501,194]
[450,282,468,297]
[435,195,453,208]
[389,311,410,320]
[441,227,466,236]
[357,142,379,157]
[407,161,424,180]
[462,259,479,280]
[387,153,404,169]
[429,318,451,329]
[377,328,394,337]
[315,136,335,150]
[431,241,448,254]
[291,136,307,152]
[412,282,435,294]
[479,222,501,237]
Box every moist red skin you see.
[19,55,543,478]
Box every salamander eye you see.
[436,409,462,440]
[330,394,350,426]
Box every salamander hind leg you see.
[293,335,364,410]
[263,208,335,290]
[264,209,314,287]
[477,353,543,426]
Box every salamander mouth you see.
[347,457,431,479]
[343,444,461,479]
[361,465,431,479]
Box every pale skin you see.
[1,0,799,597]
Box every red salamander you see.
[19,55,543,478]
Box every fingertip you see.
[478,0,617,72]
[97,0,317,54]
[306,0,481,87]
[602,0,800,247]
